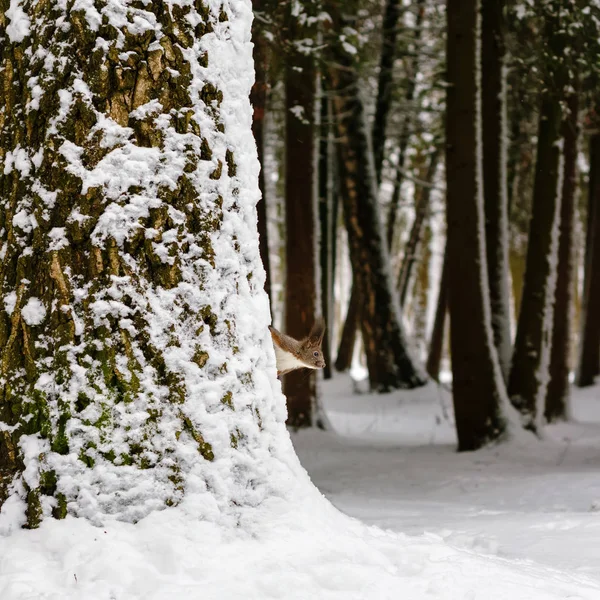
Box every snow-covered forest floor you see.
[294,375,600,591]
[2,376,600,599]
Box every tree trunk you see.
[481,0,511,381]
[426,246,449,380]
[546,91,579,420]
[0,1,278,526]
[372,0,402,186]
[327,2,427,392]
[284,5,318,427]
[251,0,273,302]
[446,0,509,450]
[319,93,336,380]
[507,6,566,432]
[397,148,440,307]
[576,133,600,387]
[335,283,360,372]
[385,0,426,248]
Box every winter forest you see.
[1,0,600,597]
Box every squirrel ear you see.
[308,317,325,344]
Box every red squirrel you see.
[269,319,326,376]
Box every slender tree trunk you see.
[385,0,426,248]
[546,91,579,420]
[319,93,335,380]
[327,1,427,392]
[0,0,275,526]
[372,0,402,186]
[507,4,567,432]
[284,6,318,427]
[446,0,509,450]
[481,0,511,381]
[397,148,440,307]
[576,133,600,387]
[251,0,272,302]
[335,283,360,372]
[427,247,449,380]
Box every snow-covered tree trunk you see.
[0,0,283,528]
[481,0,511,382]
[546,90,579,420]
[327,1,427,392]
[508,3,569,432]
[446,0,509,450]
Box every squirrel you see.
[269,318,326,376]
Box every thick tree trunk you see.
[0,1,275,526]
[446,0,509,450]
[507,4,566,432]
[284,6,318,427]
[546,91,579,420]
[576,133,600,387]
[397,148,440,307]
[251,0,273,302]
[372,0,402,186]
[327,2,427,392]
[426,247,449,380]
[481,0,511,381]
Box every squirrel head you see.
[269,318,326,374]
[299,318,326,369]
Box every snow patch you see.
[21,297,47,326]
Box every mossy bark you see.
[0,0,257,526]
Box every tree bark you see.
[426,246,449,380]
[481,0,511,382]
[251,0,273,302]
[319,93,336,380]
[397,148,440,307]
[508,5,566,432]
[327,1,427,392]
[0,0,276,526]
[546,91,579,420]
[446,0,509,450]
[284,5,318,427]
[385,0,426,249]
[372,0,402,186]
[335,283,359,372]
[576,133,600,387]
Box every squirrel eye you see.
[313,351,319,357]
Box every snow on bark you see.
[0,0,294,527]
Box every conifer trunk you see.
[327,1,427,392]
[481,0,511,381]
[446,0,508,450]
[0,0,275,526]
[426,246,449,380]
[284,4,318,426]
[397,148,439,307]
[576,133,600,387]
[508,4,567,431]
[546,91,579,420]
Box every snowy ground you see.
[2,376,600,599]
[294,376,600,591]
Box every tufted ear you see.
[308,317,325,345]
